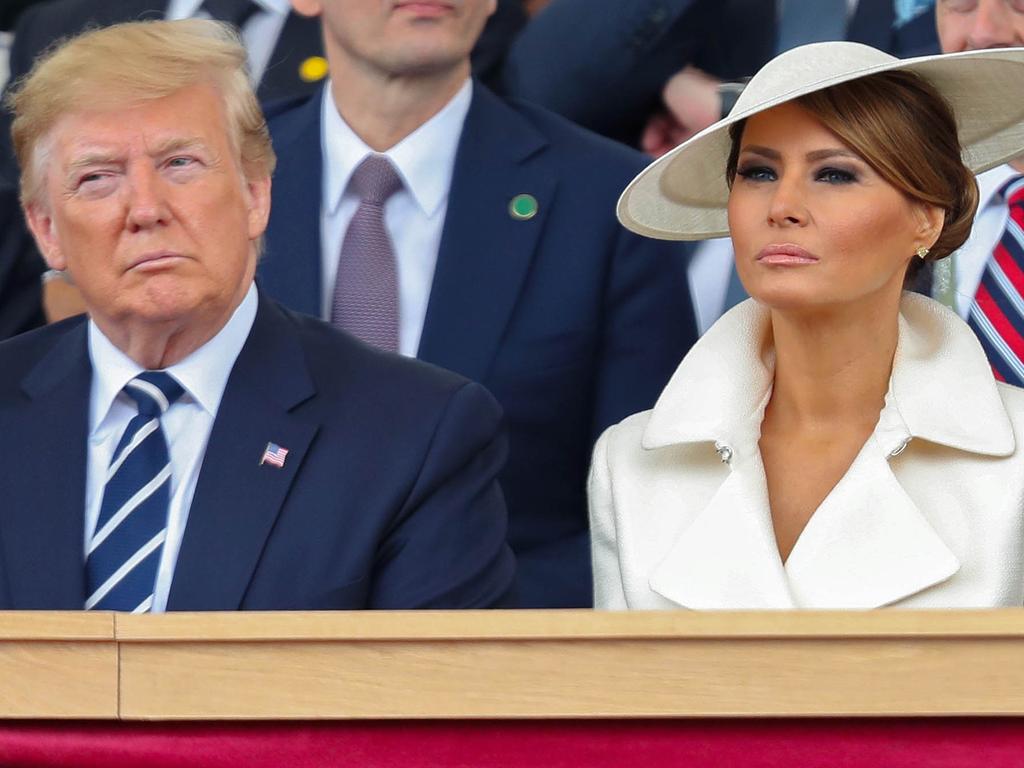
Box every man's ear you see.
[245,175,272,241]
[290,0,323,18]
[24,202,67,272]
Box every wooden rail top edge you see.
[0,611,114,640]
[99,608,1024,642]
[5,609,1024,643]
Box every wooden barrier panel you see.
[4,610,1024,719]
[0,612,117,719]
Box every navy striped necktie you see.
[85,371,184,612]
[967,176,1024,385]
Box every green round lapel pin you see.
[509,193,538,221]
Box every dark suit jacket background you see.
[260,84,698,607]
[0,0,527,184]
[502,0,940,147]
[0,293,515,610]
[0,186,44,339]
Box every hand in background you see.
[640,65,721,157]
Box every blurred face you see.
[936,0,1024,51]
[26,83,270,337]
[727,102,939,312]
[292,0,497,77]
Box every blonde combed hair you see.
[7,18,276,205]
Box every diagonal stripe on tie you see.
[88,464,172,555]
[105,419,160,481]
[86,371,183,612]
[85,529,166,610]
[968,175,1024,387]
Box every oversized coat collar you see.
[637,293,1015,609]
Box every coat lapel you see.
[649,452,796,610]
[260,91,325,317]
[0,323,91,608]
[642,295,997,610]
[416,85,556,383]
[785,438,959,608]
[167,296,319,610]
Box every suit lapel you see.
[417,85,556,383]
[167,296,319,610]
[257,13,324,103]
[261,91,325,317]
[0,323,91,608]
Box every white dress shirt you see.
[319,79,472,357]
[937,164,1023,319]
[166,0,290,84]
[85,283,257,612]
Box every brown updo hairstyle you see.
[724,70,978,277]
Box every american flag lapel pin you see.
[260,442,289,469]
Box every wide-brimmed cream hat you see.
[618,41,1024,241]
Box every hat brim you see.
[618,45,1024,241]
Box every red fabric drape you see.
[1,719,1023,768]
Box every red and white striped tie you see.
[967,175,1024,386]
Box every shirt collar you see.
[976,164,1023,209]
[643,292,1015,457]
[168,0,288,18]
[88,282,259,434]
[321,79,472,218]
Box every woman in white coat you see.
[590,41,1024,609]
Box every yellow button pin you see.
[299,56,329,83]
[509,193,538,221]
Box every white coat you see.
[589,294,1024,609]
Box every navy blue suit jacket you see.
[260,84,697,607]
[0,292,515,610]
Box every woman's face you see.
[727,101,939,312]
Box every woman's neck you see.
[766,290,903,432]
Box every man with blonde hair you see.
[0,19,515,612]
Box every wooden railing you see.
[4,610,1024,720]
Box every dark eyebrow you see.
[738,145,861,162]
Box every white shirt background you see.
[319,79,471,357]
[84,283,257,612]
[166,0,290,84]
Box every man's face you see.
[26,83,270,339]
[293,0,497,78]
[936,0,1024,51]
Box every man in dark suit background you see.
[0,183,44,338]
[0,18,514,612]
[0,0,525,181]
[260,0,698,608]
[502,0,940,153]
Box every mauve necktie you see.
[199,0,258,29]
[331,154,404,352]
[968,176,1024,385]
[85,372,184,613]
